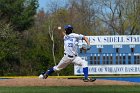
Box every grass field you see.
[0,86,140,93]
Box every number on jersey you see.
[68,43,73,47]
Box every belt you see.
[64,53,77,58]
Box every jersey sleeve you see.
[71,33,84,40]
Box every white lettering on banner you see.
[85,35,140,45]
[113,45,122,48]
[96,45,104,48]
[74,65,140,75]
[129,45,135,48]
[125,67,140,72]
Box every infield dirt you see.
[0,78,139,86]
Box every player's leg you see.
[72,57,89,81]
[72,57,96,82]
[43,67,54,79]
[43,55,71,79]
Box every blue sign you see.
[74,35,140,75]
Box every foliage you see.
[0,21,20,75]
[0,0,38,31]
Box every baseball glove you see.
[80,44,91,50]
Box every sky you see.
[38,0,47,10]
[38,0,68,11]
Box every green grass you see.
[0,86,140,93]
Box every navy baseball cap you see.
[64,25,73,30]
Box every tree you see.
[68,0,96,35]
[0,0,38,31]
[124,0,140,35]
[0,0,39,75]
[0,21,20,75]
[94,0,140,35]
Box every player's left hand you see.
[87,45,91,50]
[81,44,91,50]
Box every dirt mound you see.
[0,78,139,86]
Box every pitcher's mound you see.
[0,78,139,86]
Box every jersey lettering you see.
[68,43,73,47]
[64,36,73,41]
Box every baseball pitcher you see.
[41,25,96,82]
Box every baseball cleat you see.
[39,74,44,79]
[43,74,48,79]
[89,78,96,82]
[83,78,96,82]
[83,78,90,82]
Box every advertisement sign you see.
[84,35,140,45]
[74,65,140,75]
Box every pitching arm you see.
[62,31,66,36]
[81,36,91,50]
[83,36,90,46]
[57,26,66,36]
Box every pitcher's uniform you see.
[41,25,96,82]
[53,33,87,71]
